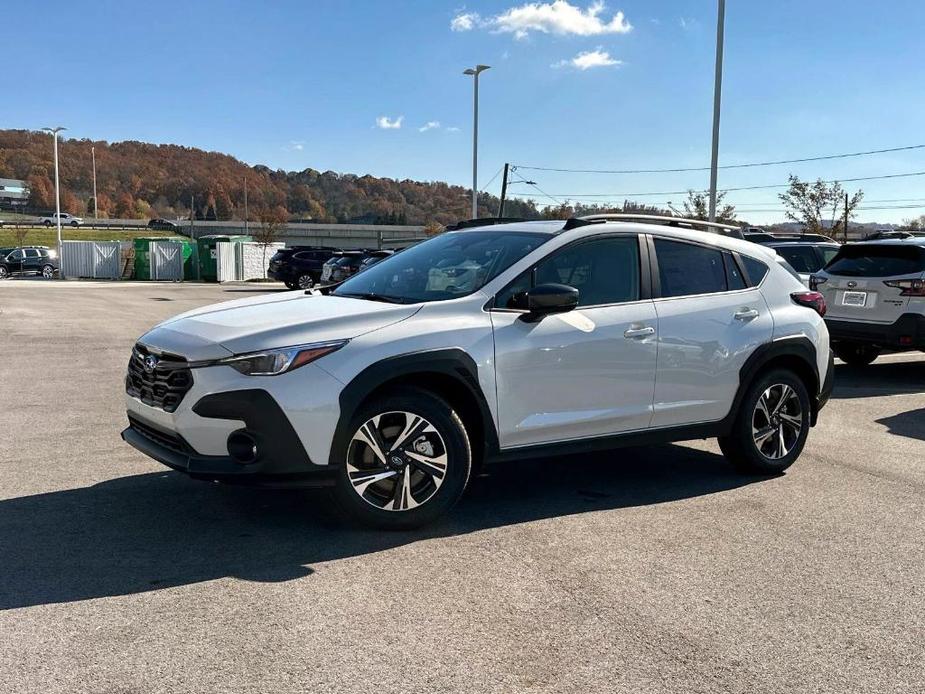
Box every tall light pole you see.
[243,176,249,233]
[707,0,726,222]
[463,64,490,219]
[42,126,67,276]
[91,146,98,220]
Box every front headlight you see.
[219,340,347,376]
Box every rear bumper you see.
[825,313,925,349]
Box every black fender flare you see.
[328,348,500,465]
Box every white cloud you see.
[679,17,698,30]
[453,1,631,39]
[289,140,305,151]
[446,126,461,132]
[553,47,621,70]
[451,11,480,31]
[419,121,441,132]
[375,115,404,130]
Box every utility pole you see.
[497,163,510,219]
[91,146,98,220]
[189,193,194,238]
[707,0,726,222]
[41,126,67,277]
[243,177,249,234]
[844,192,849,242]
[463,64,490,219]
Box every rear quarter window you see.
[825,244,925,277]
[741,256,770,286]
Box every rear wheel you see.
[70,221,79,227]
[284,280,298,290]
[833,342,880,366]
[43,220,52,227]
[330,388,471,529]
[719,369,811,475]
[297,274,313,289]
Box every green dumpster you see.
[196,235,252,282]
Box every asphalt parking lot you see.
[1,280,923,694]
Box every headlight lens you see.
[220,340,347,376]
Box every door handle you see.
[624,325,655,339]
[734,307,759,321]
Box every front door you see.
[490,235,658,448]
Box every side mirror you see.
[512,283,579,321]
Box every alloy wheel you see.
[297,274,313,289]
[0,267,7,279]
[752,384,803,460]
[42,265,54,279]
[346,411,448,512]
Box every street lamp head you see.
[463,65,491,76]
[41,126,67,134]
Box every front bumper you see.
[825,313,925,349]
[122,388,336,488]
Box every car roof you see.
[451,219,777,260]
[766,241,840,248]
[852,237,925,247]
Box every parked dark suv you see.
[0,246,59,279]
[267,246,342,289]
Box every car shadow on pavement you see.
[0,444,757,610]
[876,407,925,443]
[831,359,925,399]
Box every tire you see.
[70,221,79,227]
[284,280,298,290]
[297,274,313,290]
[0,266,7,279]
[718,368,811,475]
[41,264,55,279]
[833,342,880,367]
[330,387,472,529]
[43,220,52,227]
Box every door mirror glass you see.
[516,283,579,319]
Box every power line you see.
[525,170,925,199]
[512,144,925,175]
[479,166,503,193]
[512,174,562,206]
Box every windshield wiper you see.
[336,292,406,304]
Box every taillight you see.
[791,291,827,317]
[809,275,827,291]
[883,279,925,296]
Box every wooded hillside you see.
[0,129,541,225]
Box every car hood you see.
[138,292,420,360]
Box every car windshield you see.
[332,230,552,304]
[824,244,925,277]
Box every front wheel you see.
[0,266,8,279]
[833,342,880,366]
[41,264,55,279]
[330,388,472,529]
[719,369,811,475]
[297,274,313,290]
[43,220,52,227]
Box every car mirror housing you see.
[518,283,579,321]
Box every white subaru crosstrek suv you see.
[811,237,925,365]
[122,215,833,529]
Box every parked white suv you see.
[122,216,833,528]
[812,238,925,365]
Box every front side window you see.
[496,235,640,308]
[655,239,726,297]
[333,231,552,304]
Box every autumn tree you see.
[778,175,863,239]
[253,206,289,279]
[423,221,445,236]
[682,189,736,223]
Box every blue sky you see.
[5,0,925,223]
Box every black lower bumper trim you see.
[825,313,925,349]
[813,349,834,425]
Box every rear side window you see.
[825,244,925,278]
[741,256,770,286]
[654,239,726,297]
[776,246,822,273]
[723,253,746,290]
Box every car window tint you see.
[825,244,924,277]
[818,246,839,265]
[655,239,726,297]
[777,246,822,273]
[741,256,770,286]
[24,249,40,258]
[498,236,640,308]
[9,250,23,260]
[723,253,746,290]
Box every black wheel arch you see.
[329,349,500,467]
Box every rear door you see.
[23,249,41,273]
[649,238,773,428]
[820,243,925,324]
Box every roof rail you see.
[445,217,527,231]
[562,214,744,238]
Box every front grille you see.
[127,415,190,455]
[125,343,194,413]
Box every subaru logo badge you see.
[143,354,159,373]
[847,281,857,288]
